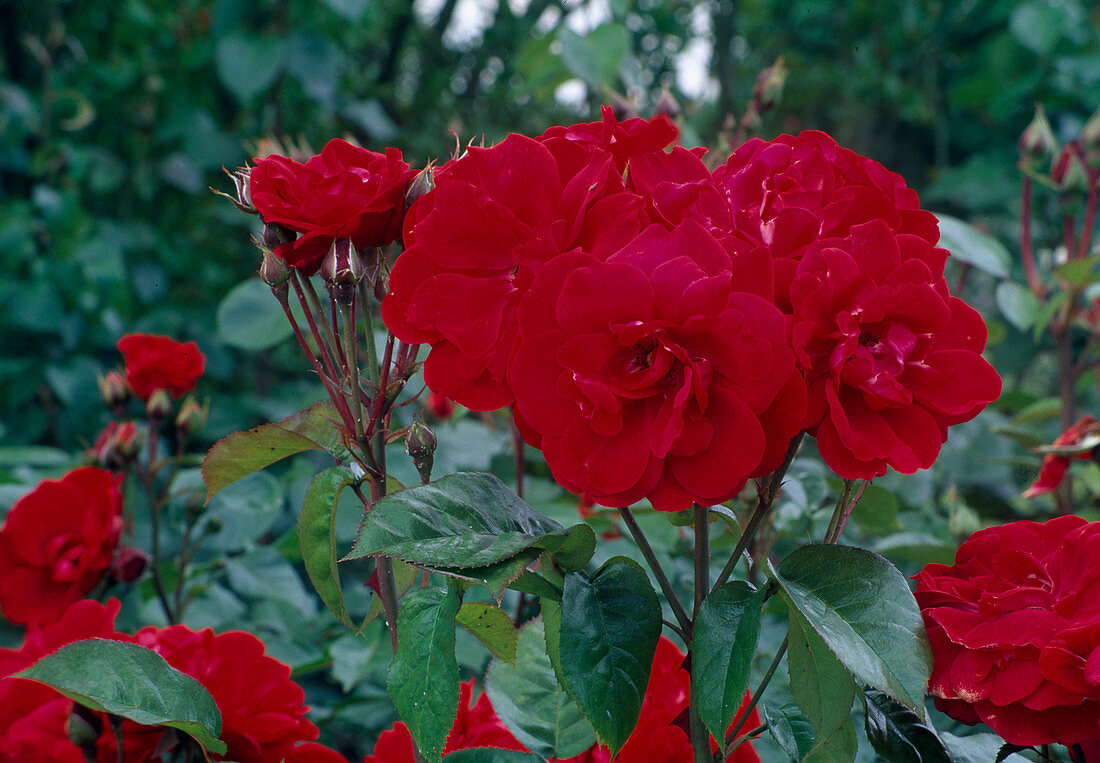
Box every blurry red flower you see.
[538,106,679,172]
[0,467,122,626]
[426,389,456,420]
[0,599,125,763]
[117,334,205,400]
[86,421,141,469]
[915,516,1100,746]
[382,132,648,411]
[790,220,1000,479]
[1024,415,1100,499]
[250,139,416,273]
[509,221,805,510]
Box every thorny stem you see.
[689,505,711,763]
[713,433,804,591]
[141,421,175,624]
[724,724,768,758]
[290,272,343,399]
[620,508,691,633]
[365,333,396,440]
[330,292,348,371]
[338,298,366,446]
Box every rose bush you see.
[249,139,416,274]
[116,333,206,400]
[0,467,122,626]
[915,515,1100,746]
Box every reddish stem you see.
[1021,176,1043,297]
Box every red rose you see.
[383,133,647,410]
[509,221,805,510]
[789,220,1001,479]
[0,599,125,763]
[0,467,123,626]
[713,131,941,311]
[250,139,416,274]
[115,625,320,763]
[915,516,1100,746]
[426,390,456,420]
[1024,416,1100,498]
[117,334,205,400]
[538,106,679,172]
[283,742,349,762]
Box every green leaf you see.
[202,402,345,501]
[361,558,418,629]
[215,34,285,102]
[996,744,1031,763]
[423,550,540,601]
[802,719,857,763]
[509,570,563,601]
[541,597,568,691]
[16,639,226,755]
[995,281,1042,333]
[456,602,518,665]
[1053,253,1100,285]
[560,556,661,756]
[485,618,597,759]
[692,581,764,743]
[536,522,596,572]
[298,466,356,628]
[443,750,546,762]
[556,24,630,88]
[934,214,1010,278]
[346,472,578,569]
[787,607,855,742]
[941,732,1030,763]
[216,278,292,351]
[387,587,462,762]
[774,544,932,709]
[762,704,815,761]
[863,688,951,763]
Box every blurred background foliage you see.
[2,0,1100,758]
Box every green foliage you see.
[297,465,357,628]
[787,607,856,761]
[456,602,517,665]
[17,639,226,755]
[862,688,951,763]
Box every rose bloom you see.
[509,221,805,510]
[249,139,416,273]
[1024,415,1100,499]
[382,124,658,411]
[117,333,205,400]
[365,639,760,762]
[538,105,679,172]
[0,467,123,626]
[914,516,1100,746]
[789,219,1001,479]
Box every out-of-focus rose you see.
[108,546,148,584]
[117,334,205,400]
[538,106,679,172]
[382,132,648,411]
[0,599,124,763]
[250,139,416,274]
[915,516,1100,746]
[426,389,456,420]
[509,221,805,510]
[789,220,1000,479]
[86,421,141,469]
[0,468,123,626]
[1024,415,1100,499]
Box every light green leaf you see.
[298,466,356,628]
[995,281,1042,332]
[934,214,1010,278]
[556,24,629,88]
[456,602,517,665]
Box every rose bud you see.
[261,221,296,250]
[259,246,290,289]
[320,238,366,285]
[405,420,437,484]
[1052,144,1089,194]
[88,421,142,469]
[146,388,173,421]
[109,546,149,583]
[1018,105,1058,169]
[98,370,130,409]
[753,56,788,111]
[175,396,208,440]
[213,165,255,213]
[655,88,681,119]
[404,164,435,209]
[68,704,103,751]
[1083,105,1100,166]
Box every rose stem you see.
[1077,166,1098,260]
[824,480,868,545]
[510,416,525,499]
[620,508,691,634]
[293,270,344,384]
[823,479,855,544]
[338,296,366,446]
[329,291,348,371]
[724,724,767,758]
[364,333,396,441]
[1021,176,1043,297]
[713,433,803,592]
[689,504,711,763]
[139,415,176,624]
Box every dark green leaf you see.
[560,556,661,756]
[996,744,1031,763]
[509,570,563,601]
[536,522,596,572]
[298,466,356,628]
[347,472,576,569]
[423,550,539,600]
[485,618,596,759]
[774,544,932,709]
[443,750,546,762]
[934,214,1010,278]
[863,688,951,763]
[762,704,815,761]
[387,587,462,761]
[692,581,764,743]
[456,602,517,665]
[803,719,857,763]
[541,597,568,691]
[787,607,855,742]
[16,639,226,755]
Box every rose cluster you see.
[356,111,999,508]
[915,516,1100,746]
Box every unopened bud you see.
[1083,105,1100,166]
[98,370,130,409]
[259,248,290,290]
[406,420,437,484]
[655,88,681,119]
[109,546,149,583]
[261,222,296,250]
[1018,105,1058,168]
[1052,144,1089,194]
[87,421,142,469]
[146,389,172,420]
[404,164,435,208]
[175,396,208,439]
[213,165,255,213]
[753,57,787,112]
[68,704,102,751]
[321,238,366,287]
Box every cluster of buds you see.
[87,421,142,470]
[1018,104,1100,195]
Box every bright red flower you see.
[249,139,416,274]
[0,599,125,763]
[915,516,1100,746]
[1024,415,1100,499]
[117,334,205,400]
[790,220,1000,479]
[713,130,941,311]
[0,467,123,626]
[509,221,805,510]
[382,132,648,411]
[538,106,679,172]
[283,742,349,762]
